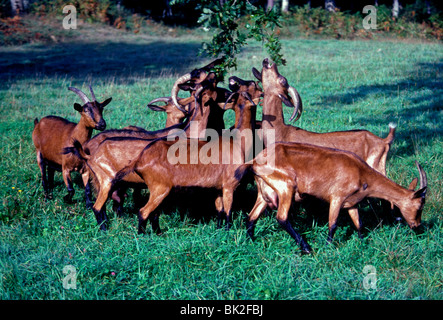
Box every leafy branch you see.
[195,0,286,78]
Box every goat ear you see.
[413,187,427,199]
[147,104,166,112]
[408,178,418,191]
[74,103,83,112]
[278,94,295,108]
[101,97,112,108]
[252,67,262,81]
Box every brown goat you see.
[32,86,111,202]
[110,77,263,234]
[246,142,427,254]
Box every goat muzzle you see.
[95,119,106,131]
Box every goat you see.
[32,86,111,203]
[109,76,263,234]
[246,142,427,254]
[252,58,396,227]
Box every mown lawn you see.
[0,27,442,299]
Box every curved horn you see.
[415,161,428,191]
[147,97,171,105]
[68,87,90,104]
[223,92,238,110]
[193,86,205,116]
[89,85,97,102]
[288,86,303,122]
[171,73,192,113]
[241,91,256,106]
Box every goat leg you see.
[246,219,256,241]
[111,188,126,217]
[327,198,343,242]
[92,207,108,231]
[62,169,75,204]
[84,182,93,209]
[276,188,312,254]
[347,208,363,239]
[47,167,55,198]
[246,192,268,240]
[137,184,171,234]
[215,195,224,229]
[222,188,234,231]
[37,152,52,200]
[82,171,93,209]
[132,188,144,213]
[278,219,312,254]
[149,213,162,235]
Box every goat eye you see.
[279,77,288,87]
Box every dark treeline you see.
[3,0,443,25]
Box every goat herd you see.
[32,58,427,254]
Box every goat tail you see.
[34,118,39,126]
[384,122,397,145]
[62,139,91,161]
[111,160,138,191]
[114,162,136,183]
[234,162,252,182]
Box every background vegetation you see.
[1,0,443,47]
[0,0,441,300]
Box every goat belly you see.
[170,164,223,188]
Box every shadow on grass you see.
[0,40,202,88]
[318,60,443,158]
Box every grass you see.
[0,24,442,300]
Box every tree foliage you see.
[189,0,286,77]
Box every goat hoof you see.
[45,193,53,201]
[63,194,76,204]
[301,244,313,255]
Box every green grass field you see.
[0,26,442,299]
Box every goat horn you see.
[242,91,256,106]
[223,92,238,110]
[171,73,192,113]
[89,85,97,102]
[288,86,303,122]
[68,87,90,104]
[194,86,205,116]
[415,161,428,191]
[147,97,171,105]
